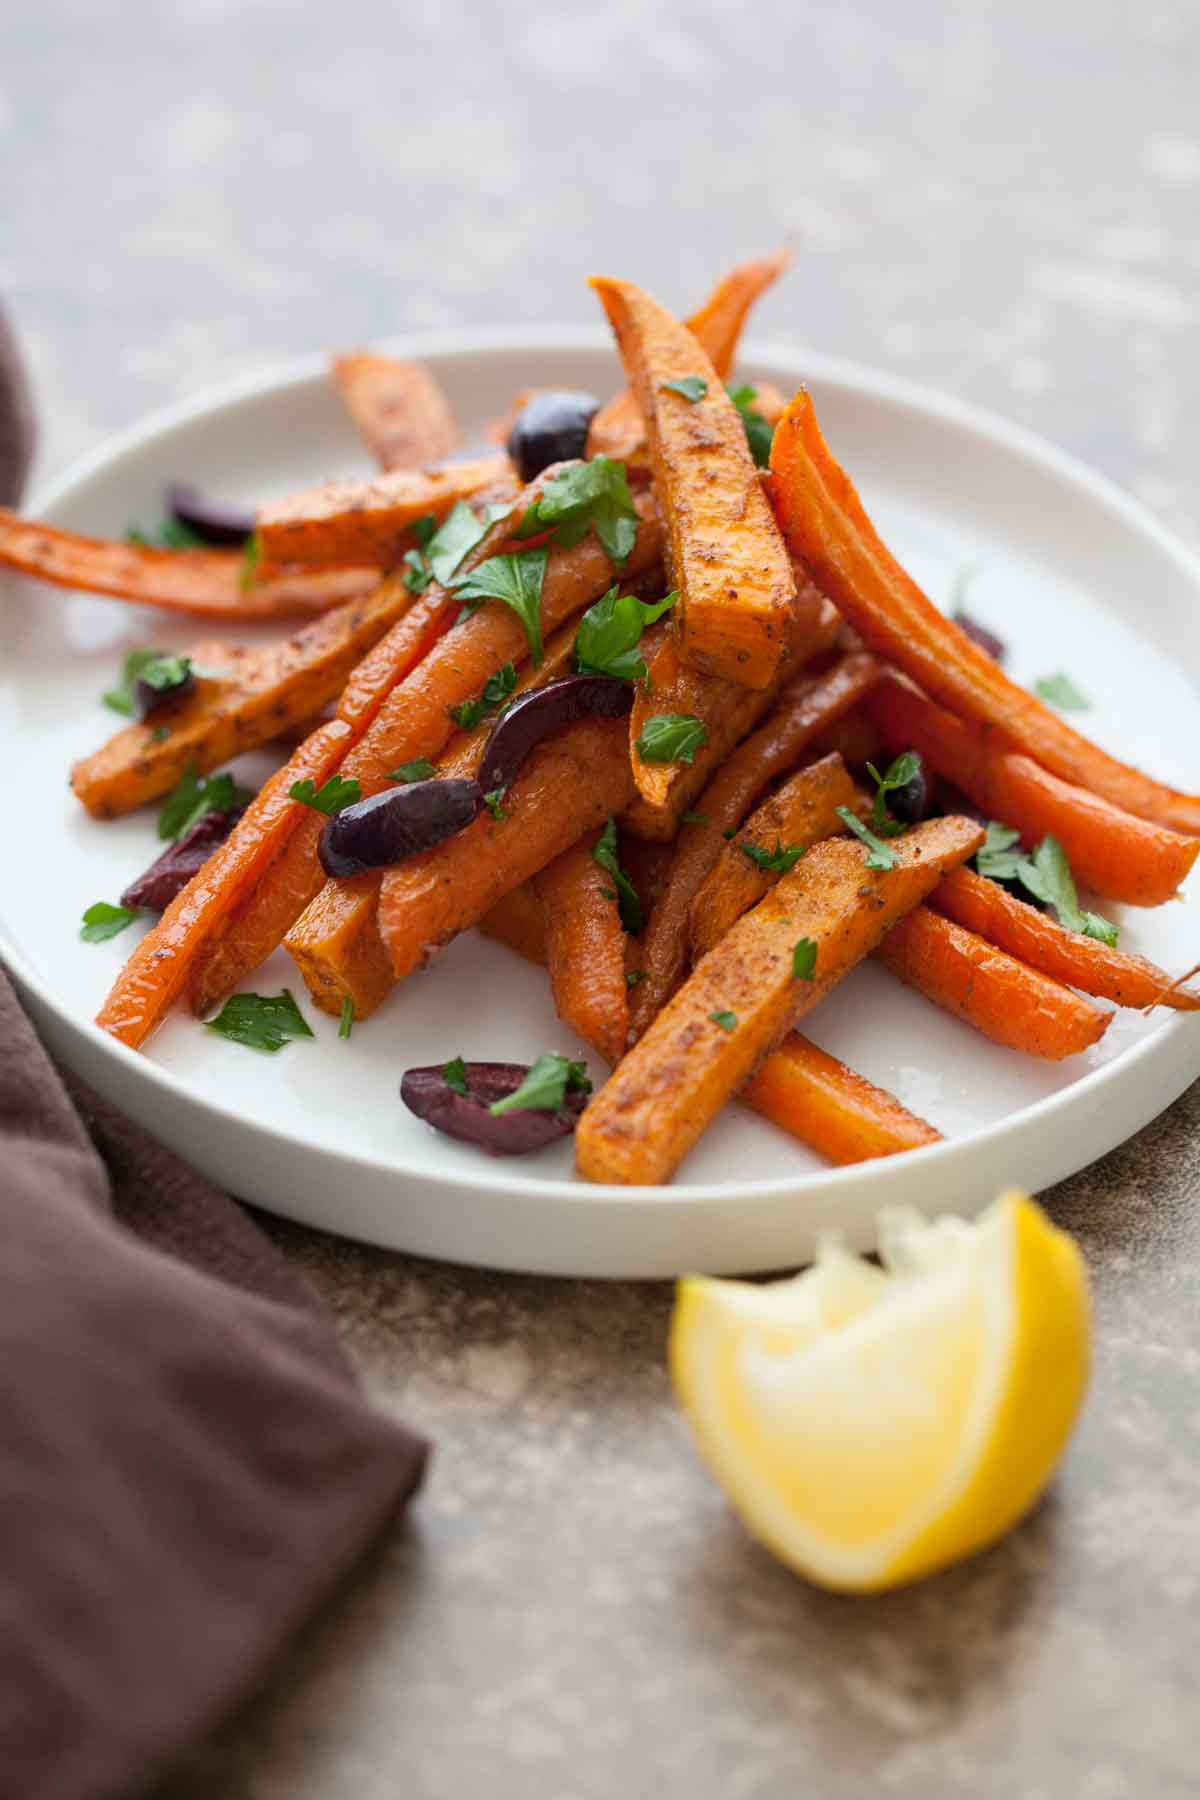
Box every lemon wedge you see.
[670,1191,1090,1591]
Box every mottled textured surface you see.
[6,1,1200,1794]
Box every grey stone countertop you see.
[6,1,1200,1793]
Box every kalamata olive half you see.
[121,808,242,912]
[506,390,600,482]
[401,1061,588,1155]
[887,751,930,825]
[952,609,1006,663]
[166,481,256,545]
[0,304,35,508]
[478,675,633,796]
[319,778,482,878]
[134,665,196,719]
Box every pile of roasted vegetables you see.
[5,250,1199,1184]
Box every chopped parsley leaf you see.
[443,1055,469,1096]
[662,375,708,403]
[1033,671,1089,712]
[489,1053,592,1116]
[739,839,805,874]
[204,988,315,1054]
[865,749,922,837]
[157,764,253,842]
[449,661,518,729]
[592,817,643,934]
[574,584,678,682]
[517,457,639,568]
[483,788,509,821]
[125,517,205,550]
[634,712,708,765]
[836,806,899,870]
[726,384,773,467]
[792,937,818,980]
[80,901,142,943]
[289,774,361,816]
[626,969,647,987]
[387,757,438,784]
[975,820,1024,881]
[709,1009,737,1032]
[239,533,261,591]
[453,549,548,665]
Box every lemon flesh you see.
[670,1191,1090,1592]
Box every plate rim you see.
[8,323,1200,1217]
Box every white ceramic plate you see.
[4,327,1199,1278]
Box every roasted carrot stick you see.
[591,276,796,689]
[187,576,598,1017]
[478,875,943,1165]
[0,509,378,617]
[70,574,415,819]
[369,715,635,990]
[535,832,630,1064]
[256,454,511,568]
[103,491,527,1040]
[875,906,1111,1059]
[868,672,1199,906]
[769,389,1200,834]
[929,865,1200,1011]
[95,719,353,1049]
[331,352,458,470]
[626,585,836,832]
[630,651,880,1035]
[689,752,860,959]
[576,816,983,1185]
[589,249,791,459]
[479,884,548,965]
[742,1034,943,1163]
[196,508,662,1014]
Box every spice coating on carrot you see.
[589,249,791,461]
[576,815,983,1185]
[591,276,797,690]
[689,752,860,960]
[626,586,835,832]
[630,651,880,1036]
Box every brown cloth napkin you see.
[0,968,429,1800]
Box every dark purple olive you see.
[888,752,930,825]
[134,664,196,719]
[953,609,1006,663]
[401,1061,588,1156]
[506,390,600,482]
[166,481,255,546]
[121,808,241,912]
[319,778,481,878]
[0,303,35,508]
[478,676,633,796]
